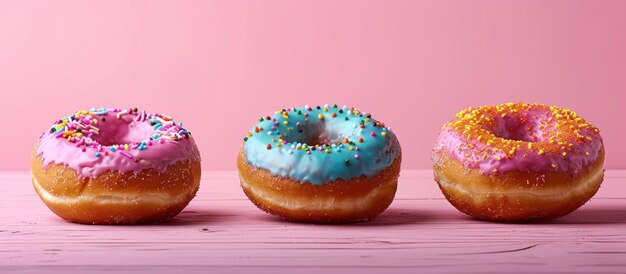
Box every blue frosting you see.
[243,105,401,185]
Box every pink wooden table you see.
[2,170,626,273]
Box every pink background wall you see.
[1,0,625,171]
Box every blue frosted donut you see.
[237,104,402,223]
[243,104,401,184]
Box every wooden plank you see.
[1,170,625,273]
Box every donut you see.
[31,108,201,224]
[433,103,604,222]
[237,104,402,223]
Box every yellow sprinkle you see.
[492,148,498,152]
[124,144,129,151]
[365,118,370,123]
[492,169,498,173]
[562,152,567,156]
[349,146,354,151]
[381,132,387,137]
[496,156,501,161]
[92,119,98,124]
[283,121,288,125]
[538,149,545,155]
[552,164,557,168]
[585,152,590,156]
[318,114,324,120]
[324,107,329,112]
[325,148,330,153]
[527,143,532,149]
[116,113,121,119]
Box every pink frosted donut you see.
[433,103,605,222]
[31,108,201,224]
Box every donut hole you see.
[303,134,333,146]
[92,116,153,146]
[490,115,544,142]
[287,121,353,146]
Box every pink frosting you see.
[36,108,200,178]
[433,104,604,176]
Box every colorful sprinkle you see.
[119,150,133,158]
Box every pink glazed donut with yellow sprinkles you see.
[433,103,605,222]
[31,108,201,224]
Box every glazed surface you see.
[433,103,603,175]
[243,105,401,184]
[36,108,200,178]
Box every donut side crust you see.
[433,150,605,221]
[30,144,201,224]
[237,148,401,223]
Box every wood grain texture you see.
[1,170,626,274]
